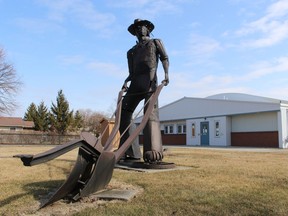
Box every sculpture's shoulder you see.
[127,45,137,56]
[152,38,168,60]
[131,44,138,50]
[152,38,165,47]
[153,38,162,43]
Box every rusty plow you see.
[14,83,165,208]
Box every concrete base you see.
[115,163,191,173]
[94,188,140,201]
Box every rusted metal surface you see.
[41,147,94,208]
[14,139,91,166]
[14,84,165,208]
[72,151,115,201]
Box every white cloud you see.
[264,86,288,100]
[159,70,250,105]
[15,17,64,34]
[188,34,222,57]
[34,0,116,36]
[180,34,222,65]
[35,0,73,21]
[57,55,126,79]
[108,0,189,18]
[267,0,288,18]
[86,60,126,78]
[244,56,288,80]
[236,0,288,48]
[58,55,85,65]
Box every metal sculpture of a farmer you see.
[119,19,169,163]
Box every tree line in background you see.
[0,47,109,136]
[24,90,108,136]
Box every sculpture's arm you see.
[122,48,134,91]
[154,39,169,86]
[161,58,169,86]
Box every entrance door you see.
[200,122,209,146]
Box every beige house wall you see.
[100,119,120,149]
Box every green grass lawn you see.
[1,145,288,216]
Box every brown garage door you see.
[231,131,278,148]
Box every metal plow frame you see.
[14,83,164,208]
[14,132,104,208]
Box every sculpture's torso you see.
[127,39,158,93]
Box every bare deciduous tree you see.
[79,109,108,136]
[0,48,22,114]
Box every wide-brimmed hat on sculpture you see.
[128,19,155,35]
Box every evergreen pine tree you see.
[36,101,49,131]
[24,103,37,122]
[71,110,84,132]
[50,90,73,135]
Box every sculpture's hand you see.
[162,75,169,86]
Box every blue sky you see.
[0,0,288,117]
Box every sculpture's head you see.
[128,19,154,36]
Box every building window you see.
[177,124,186,134]
[164,125,174,134]
[215,121,220,137]
[191,123,196,137]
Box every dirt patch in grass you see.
[17,179,143,216]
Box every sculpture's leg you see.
[129,122,142,159]
[143,97,164,162]
[114,84,165,162]
[119,109,135,158]
[119,94,142,159]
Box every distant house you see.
[135,93,288,149]
[0,117,34,131]
[100,118,120,148]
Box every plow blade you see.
[72,151,115,201]
[41,147,95,208]
[40,150,115,208]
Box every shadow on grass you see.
[0,180,63,208]
[24,179,65,206]
[0,193,28,207]
[1,159,76,208]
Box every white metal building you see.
[137,93,288,148]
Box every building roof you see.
[0,117,34,128]
[206,93,288,103]
[135,93,287,123]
